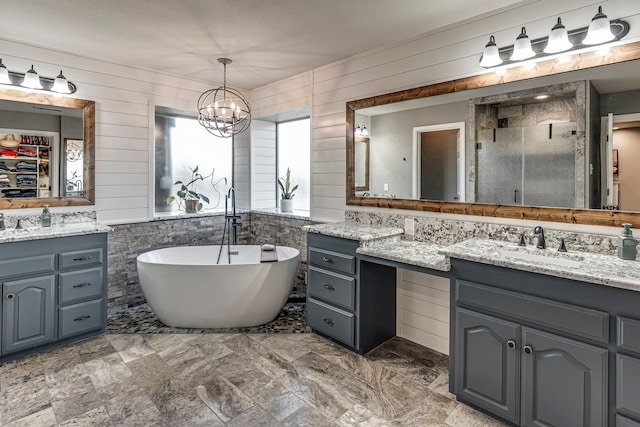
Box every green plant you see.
[167,165,225,212]
[278,168,298,200]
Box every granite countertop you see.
[440,238,640,292]
[357,240,449,272]
[0,222,112,244]
[304,222,403,243]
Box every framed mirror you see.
[0,89,95,209]
[346,41,640,227]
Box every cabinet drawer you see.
[617,354,640,420]
[456,280,609,343]
[59,267,104,305]
[307,298,354,347]
[618,316,640,355]
[308,266,355,310]
[0,254,55,280]
[309,248,355,275]
[618,415,640,427]
[59,248,103,270]
[59,299,103,339]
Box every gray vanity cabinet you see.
[2,275,55,354]
[454,308,520,424]
[306,232,396,354]
[0,233,107,361]
[521,327,607,427]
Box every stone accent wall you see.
[107,214,250,312]
[246,211,319,298]
[106,211,316,313]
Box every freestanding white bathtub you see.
[136,245,300,328]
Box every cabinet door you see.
[2,276,55,355]
[521,327,607,427]
[454,308,520,424]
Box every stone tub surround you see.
[440,238,640,291]
[107,210,315,313]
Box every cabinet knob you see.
[506,340,517,349]
[6,293,14,299]
[523,345,533,354]
[322,317,335,326]
[322,256,334,263]
[323,284,335,291]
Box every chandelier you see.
[197,58,251,138]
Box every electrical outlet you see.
[384,183,389,191]
[404,218,415,236]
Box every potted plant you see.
[167,165,222,213]
[278,167,298,212]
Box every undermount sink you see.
[497,247,584,268]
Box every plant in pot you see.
[278,167,298,212]
[167,165,225,213]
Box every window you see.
[277,118,310,212]
[154,108,232,214]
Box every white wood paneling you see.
[397,269,450,355]
[251,120,276,209]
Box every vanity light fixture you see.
[197,58,251,138]
[544,18,573,53]
[510,27,535,61]
[582,6,615,45]
[354,122,369,136]
[479,6,629,69]
[0,59,77,94]
[21,65,43,89]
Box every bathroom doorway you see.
[412,122,465,201]
[603,112,640,210]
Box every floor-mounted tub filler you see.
[137,245,300,328]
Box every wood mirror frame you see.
[346,41,640,227]
[0,89,95,209]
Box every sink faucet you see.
[0,213,4,231]
[534,226,545,249]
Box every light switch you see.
[404,218,415,236]
[384,183,389,191]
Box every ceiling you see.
[0,0,529,90]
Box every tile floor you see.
[0,333,506,426]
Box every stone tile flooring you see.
[107,302,309,334]
[0,333,507,426]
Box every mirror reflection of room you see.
[0,99,83,199]
[353,60,640,212]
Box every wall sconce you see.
[479,6,629,69]
[354,122,369,136]
[0,59,77,94]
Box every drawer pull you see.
[323,284,335,291]
[523,345,533,354]
[74,315,92,322]
[322,317,335,326]
[73,282,91,288]
[73,256,92,262]
[507,340,517,349]
[322,256,334,264]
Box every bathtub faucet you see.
[226,187,242,245]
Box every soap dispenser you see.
[618,223,637,260]
[41,204,51,228]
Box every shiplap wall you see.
[250,0,640,353]
[251,120,277,209]
[0,38,221,224]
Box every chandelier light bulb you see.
[582,6,615,45]
[479,35,503,67]
[510,27,535,61]
[544,18,573,53]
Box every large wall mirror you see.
[347,41,640,227]
[0,89,95,209]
